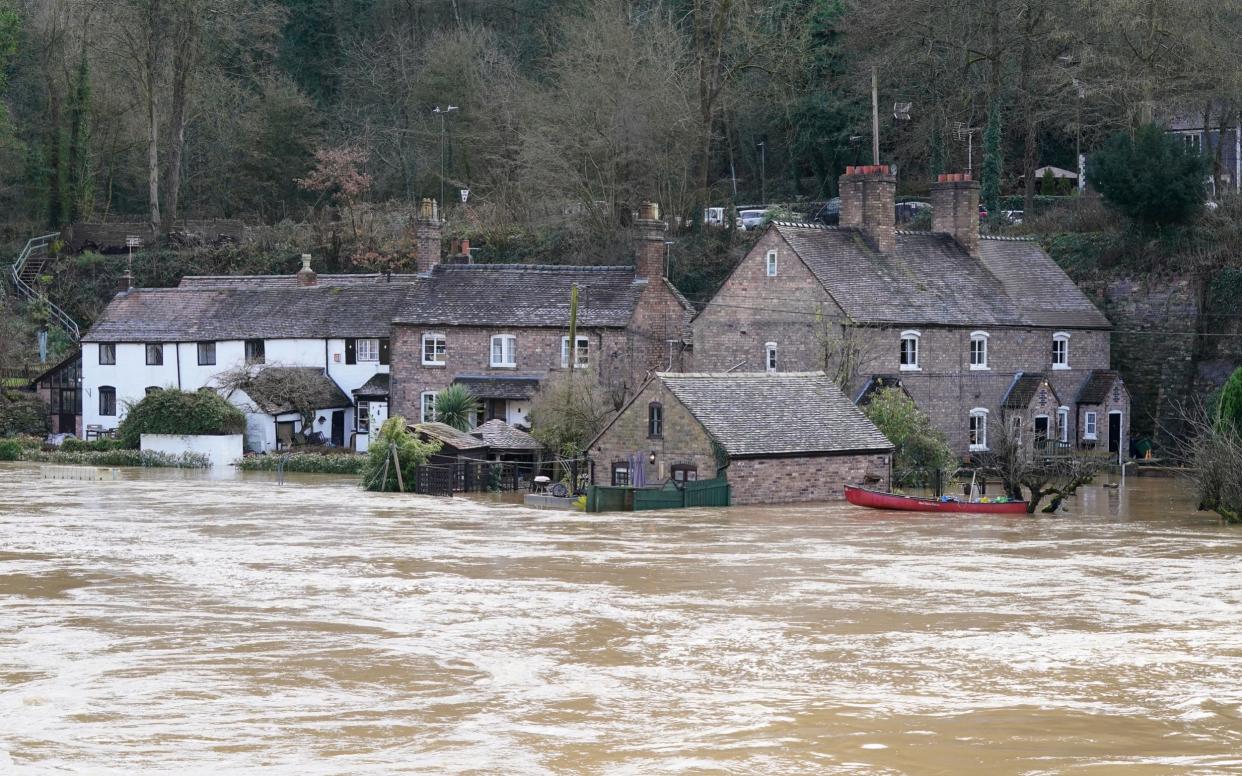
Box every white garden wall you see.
[141,434,244,467]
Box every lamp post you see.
[756,140,766,204]
[432,105,459,211]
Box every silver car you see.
[739,209,768,230]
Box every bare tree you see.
[979,409,1105,513]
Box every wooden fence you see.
[586,478,731,513]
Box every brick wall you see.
[839,169,896,253]
[931,178,980,256]
[590,380,718,484]
[727,453,891,505]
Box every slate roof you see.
[656,372,892,457]
[1002,372,1052,409]
[82,284,411,342]
[768,222,1110,329]
[414,422,489,451]
[1077,370,1123,404]
[453,373,542,400]
[472,419,542,450]
[853,375,907,405]
[240,367,351,415]
[393,264,647,327]
[178,274,421,289]
[352,372,390,398]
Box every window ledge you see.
[490,363,517,369]
[1083,434,1097,441]
[899,365,922,372]
[1052,364,1071,370]
[969,444,989,452]
[422,362,447,368]
[969,364,990,371]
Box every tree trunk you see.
[161,7,198,237]
[144,0,165,239]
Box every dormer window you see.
[766,250,778,277]
[900,330,921,371]
[1052,332,1070,369]
[969,331,989,370]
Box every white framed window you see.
[98,343,116,365]
[900,330,921,371]
[561,336,589,368]
[968,408,989,451]
[1058,406,1069,443]
[420,391,437,423]
[969,331,989,370]
[766,250,778,277]
[357,401,370,433]
[1084,411,1098,440]
[1011,415,1023,446]
[765,341,778,373]
[491,334,517,368]
[357,338,380,362]
[1052,332,1070,369]
[422,333,446,366]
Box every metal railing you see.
[7,232,81,342]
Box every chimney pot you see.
[296,254,317,286]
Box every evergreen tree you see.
[981,100,1002,216]
[1217,367,1242,436]
[929,124,944,182]
[1087,123,1208,230]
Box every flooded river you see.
[1,463,1241,774]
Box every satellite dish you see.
[893,102,912,120]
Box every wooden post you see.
[390,444,405,492]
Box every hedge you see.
[117,389,245,449]
[234,452,366,475]
[0,391,49,437]
[19,449,210,468]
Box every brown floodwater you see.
[1,462,1240,775]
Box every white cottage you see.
[79,261,413,452]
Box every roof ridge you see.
[659,371,829,378]
[437,263,633,272]
[979,234,1037,242]
[773,220,838,230]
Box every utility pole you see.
[757,141,766,203]
[871,67,880,165]
[432,105,459,210]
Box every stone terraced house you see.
[692,165,1131,457]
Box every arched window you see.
[968,407,989,451]
[969,331,989,370]
[1052,332,1070,369]
[99,386,117,417]
[900,330,921,370]
[647,402,663,438]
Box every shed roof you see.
[352,372,390,398]
[472,419,541,451]
[656,371,892,457]
[414,422,489,451]
[453,373,542,400]
[767,222,1110,329]
[240,367,351,415]
[82,283,411,342]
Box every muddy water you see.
[1,463,1241,775]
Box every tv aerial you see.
[953,121,981,173]
[893,102,912,121]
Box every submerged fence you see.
[586,477,730,513]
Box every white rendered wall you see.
[140,433,243,467]
[355,400,388,453]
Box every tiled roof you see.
[352,372,390,398]
[393,264,645,327]
[239,367,351,415]
[1077,370,1123,404]
[453,373,542,400]
[1002,372,1048,409]
[414,422,489,450]
[853,375,907,405]
[178,274,421,289]
[769,222,1110,329]
[82,284,412,342]
[472,419,542,450]
[658,371,892,457]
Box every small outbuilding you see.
[589,372,894,505]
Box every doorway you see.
[1033,415,1050,450]
[331,410,345,447]
[1108,411,1122,454]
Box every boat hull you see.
[844,485,1029,514]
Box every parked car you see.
[895,200,931,224]
[1001,209,1024,224]
[738,209,769,230]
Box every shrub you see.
[117,389,245,449]
[235,452,366,474]
[432,384,479,431]
[1087,123,1209,230]
[19,448,210,467]
[0,391,49,437]
[0,439,21,461]
[1216,367,1242,435]
[360,416,440,492]
[61,436,126,453]
[863,386,957,488]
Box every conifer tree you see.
[981,100,1002,217]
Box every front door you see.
[56,388,79,435]
[1108,411,1122,454]
[1033,416,1049,449]
[331,410,345,447]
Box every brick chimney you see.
[413,198,442,272]
[931,173,980,256]
[634,201,668,279]
[296,254,317,286]
[838,164,896,253]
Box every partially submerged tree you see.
[360,416,440,493]
[980,410,1104,513]
[862,386,956,489]
[528,370,614,462]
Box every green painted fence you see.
[587,478,730,513]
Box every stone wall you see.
[589,381,718,485]
[727,453,891,505]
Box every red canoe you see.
[844,485,1029,514]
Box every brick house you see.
[388,202,695,427]
[692,165,1131,458]
[588,372,893,504]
